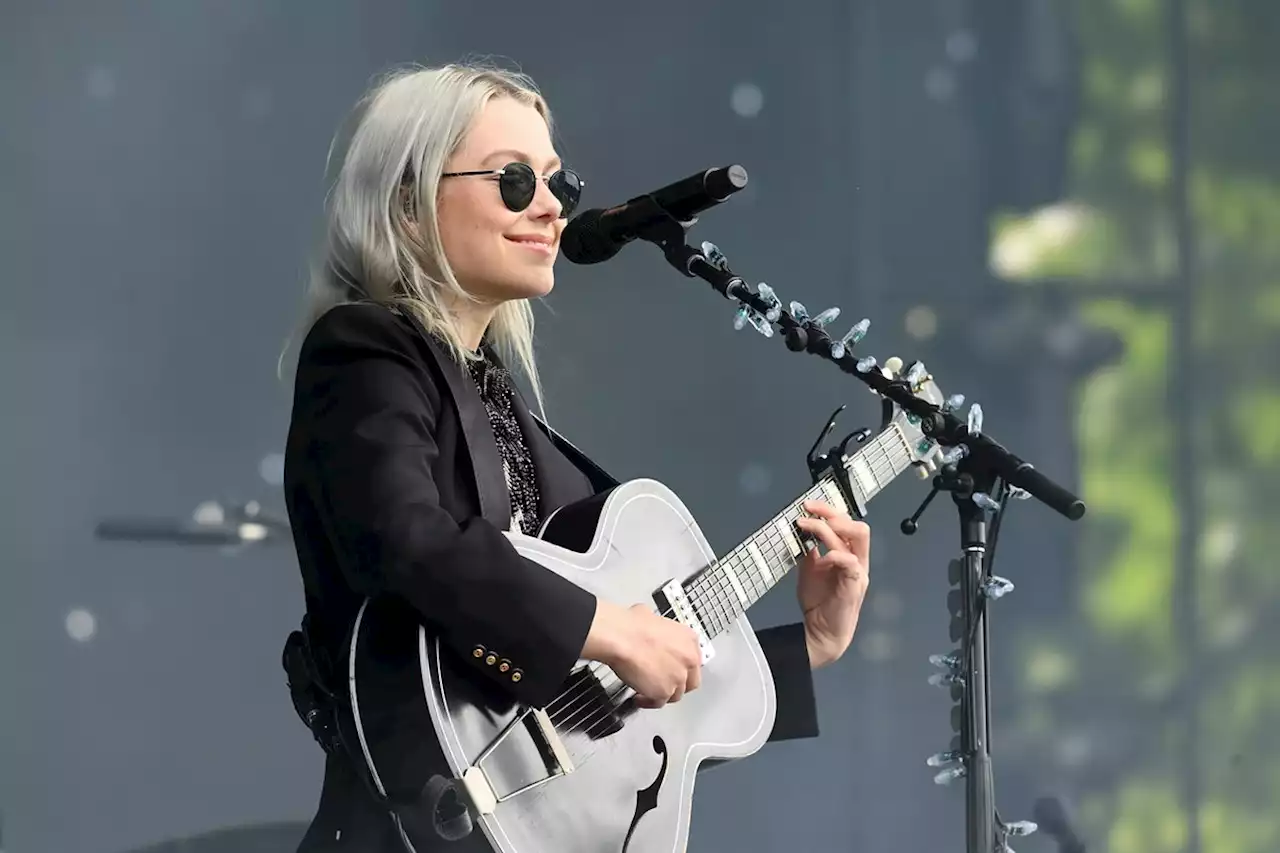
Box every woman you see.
[283,63,872,852]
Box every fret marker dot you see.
[738,463,772,496]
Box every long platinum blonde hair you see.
[289,62,552,406]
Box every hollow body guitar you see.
[346,365,946,853]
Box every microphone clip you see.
[627,194,709,276]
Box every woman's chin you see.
[500,274,556,301]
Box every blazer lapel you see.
[508,398,595,514]
[401,318,512,527]
[479,345,600,514]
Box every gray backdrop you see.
[2,2,1090,851]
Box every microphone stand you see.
[623,199,1086,853]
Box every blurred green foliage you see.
[990,0,1280,850]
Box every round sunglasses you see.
[439,162,584,218]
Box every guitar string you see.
[545,442,911,736]
[543,442,911,735]
[556,482,906,746]
[545,515,809,734]
[545,479,830,729]
[542,443,911,740]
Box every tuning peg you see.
[856,356,878,374]
[943,393,965,413]
[972,491,1001,512]
[966,402,984,436]
[905,362,928,388]
[789,301,809,323]
[700,241,730,271]
[882,356,904,377]
[981,576,1014,600]
[1007,485,1031,501]
[756,283,782,321]
[829,318,869,359]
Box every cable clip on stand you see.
[624,190,1087,853]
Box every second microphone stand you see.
[625,200,1085,853]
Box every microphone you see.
[561,165,748,265]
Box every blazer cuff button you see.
[472,646,485,658]
[511,669,523,683]
[499,659,511,673]
[485,653,498,666]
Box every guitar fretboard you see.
[683,423,917,638]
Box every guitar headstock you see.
[877,356,961,479]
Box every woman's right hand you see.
[581,600,703,708]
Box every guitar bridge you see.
[655,579,716,664]
[458,707,575,817]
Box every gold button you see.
[472,646,485,658]
[511,669,523,683]
[485,653,498,666]
[499,659,511,673]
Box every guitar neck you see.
[684,423,916,638]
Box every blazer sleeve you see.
[755,623,819,741]
[290,304,598,708]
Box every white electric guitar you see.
[345,357,948,853]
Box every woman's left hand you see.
[794,500,871,669]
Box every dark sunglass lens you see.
[548,170,583,218]
[498,163,537,212]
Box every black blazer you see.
[283,302,818,852]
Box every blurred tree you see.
[990,0,1280,851]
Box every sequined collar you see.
[466,351,499,397]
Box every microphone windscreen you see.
[560,209,622,265]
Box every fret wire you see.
[719,557,742,613]
[865,438,885,500]
[868,432,899,497]
[684,425,927,642]
[762,528,792,570]
[730,551,763,604]
[696,571,716,630]
[714,567,737,622]
[714,566,739,625]
[873,436,892,493]
[712,573,733,629]
[702,578,721,632]
[700,575,726,634]
[731,551,758,600]
[746,540,780,595]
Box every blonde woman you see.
[283,63,872,852]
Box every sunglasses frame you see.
[439,162,584,218]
